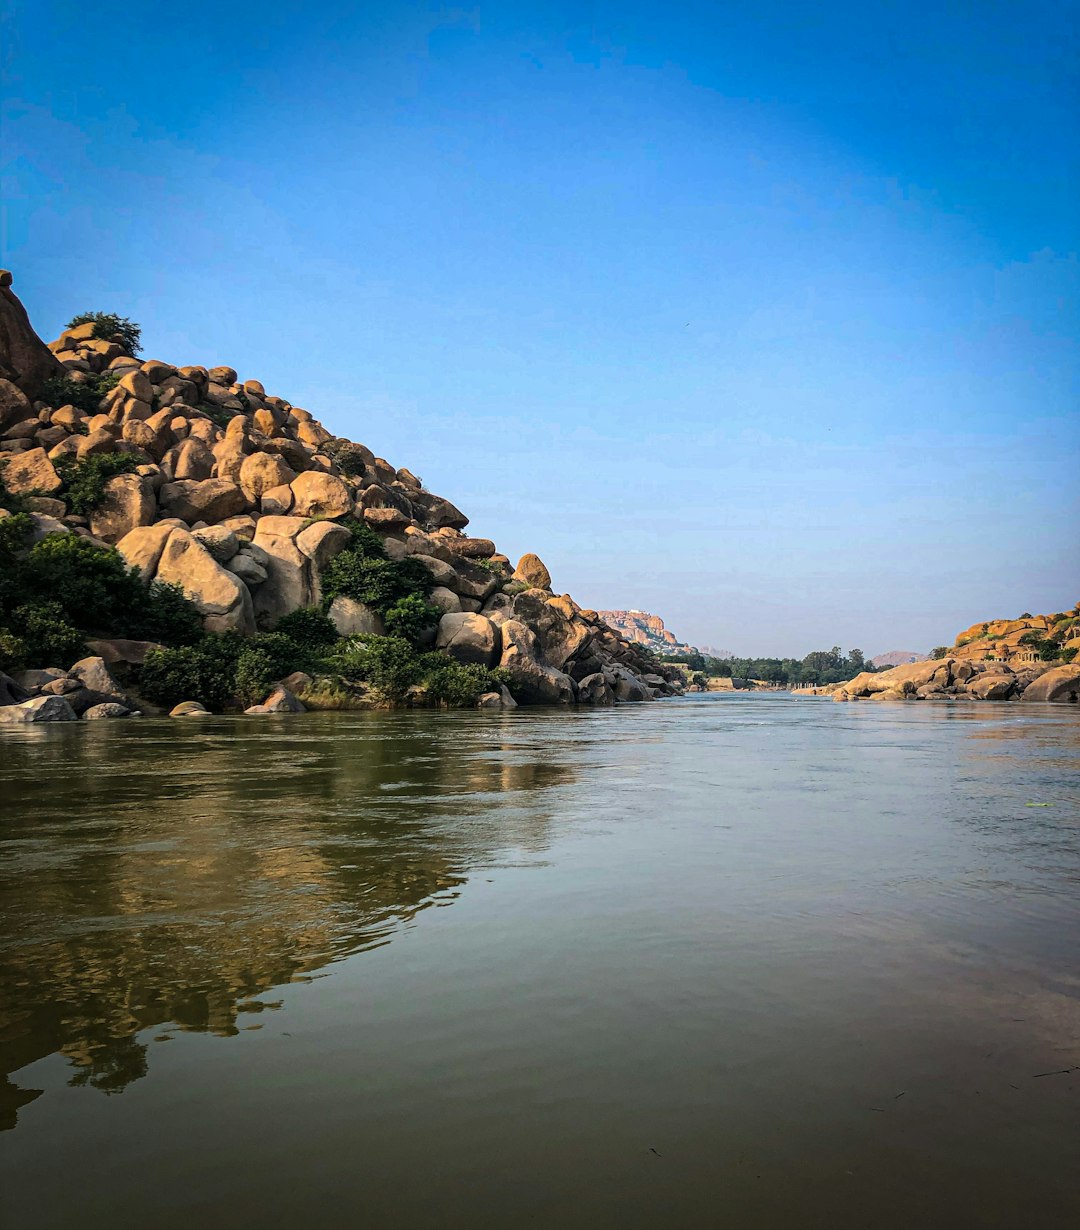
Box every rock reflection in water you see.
[0,712,576,1128]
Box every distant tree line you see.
[667,646,874,687]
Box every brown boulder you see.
[240,452,296,504]
[154,528,255,633]
[0,275,66,397]
[289,470,351,519]
[117,523,176,579]
[1021,665,1080,704]
[498,619,574,704]
[513,552,552,589]
[436,612,500,667]
[1,446,61,494]
[88,473,155,543]
[0,377,32,433]
[159,478,247,524]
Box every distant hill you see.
[871,650,928,668]
[597,610,697,657]
[699,645,734,660]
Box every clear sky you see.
[4,1,1077,656]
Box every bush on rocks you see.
[39,371,121,417]
[54,454,139,516]
[320,519,432,615]
[66,312,142,356]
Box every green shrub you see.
[325,441,369,477]
[0,601,86,671]
[1061,647,1077,665]
[39,370,121,417]
[384,593,441,645]
[931,646,949,660]
[54,453,139,516]
[423,660,509,707]
[320,552,431,614]
[140,639,238,711]
[471,558,507,577]
[274,607,339,654]
[332,635,426,700]
[138,582,204,647]
[67,312,142,356]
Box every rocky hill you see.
[0,273,684,722]
[945,607,1080,667]
[803,603,1080,705]
[597,610,696,656]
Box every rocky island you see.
[0,274,684,722]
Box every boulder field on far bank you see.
[0,273,685,718]
[809,656,1080,705]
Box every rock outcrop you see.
[823,655,1077,704]
[597,609,698,657]
[0,272,685,713]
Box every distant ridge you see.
[871,650,928,668]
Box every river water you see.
[0,694,1078,1228]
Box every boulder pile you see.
[824,656,1080,704]
[0,273,684,715]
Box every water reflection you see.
[0,712,578,1128]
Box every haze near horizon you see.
[4,1,1076,655]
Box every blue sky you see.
[4,1,1077,655]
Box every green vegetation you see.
[39,370,121,416]
[384,593,441,643]
[324,441,369,477]
[668,645,873,687]
[54,453,139,515]
[329,634,509,704]
[931,646,949,660]
[0,520,202,672]
[319,518,433,614]
[66,312,142,356]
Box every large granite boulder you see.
[88,473,155,543]
[159,478,246,524]
[289,470,351,519]
[1,447,61,495]
[513,552,552,590]
[436,612,500,668]
[498,619,574,704]
[0,272,66,397]
[1022,664,1080,703]
[153,528,255,633]
[0,695,78,723]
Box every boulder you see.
[171,437,215,479]
[0,695,78,723]
[412,554,459,588]
[428,585,462,615]
[0,377,32,433]
[83,703,134,719]
[245,686,306,715]
[498,619,574,704]
[260,483,294,514]
[1,446,61,495]
[450,559,500,602]
[88,473,155,543]
[69,656,126,702]
[295,520,352,569]
[85,638,164,667]
[159,478,247,524]
[436,612,501,668]
[239,452,296,504]
[154,528,255,633]
[0,274,66,397]
[192,525,240,563]
[513,553,552,589]
[510,590,591,670]
[609,665,650,702]
[444,536,497,560]
[577,672,615,705]
[1021,665,1080,704]
[117,523,176,579]
[250,516,316,624]
[966,673,1017,701]
[170,701,210,717]
[363,506,410,530]
[328,596,385,637]
[10,668,64,696]
[0,671,31,705]
[225,551,268,587]
[289,470,351,519]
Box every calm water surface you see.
[1,693,1078,1228]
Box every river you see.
[1,694,1078,1227]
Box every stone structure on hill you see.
[0,273,685,717]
